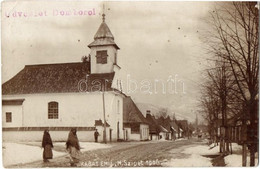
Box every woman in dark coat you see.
[66,128,81,166]
[42,129,53,162]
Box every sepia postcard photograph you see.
[1,0,259,168]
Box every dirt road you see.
[9,138,206,168]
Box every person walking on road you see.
[42,129,53,163]
[66,128,81,166]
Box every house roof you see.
[155,116,180,132]
[155,117,170,132]
[156,117,170,132]
[178,120,189,130]
[158,125,168,133]
[2,99,25,105]
[169,120,179,132]
[95,119,110,127]
[123,96,149,124]
[88,20,119,49]
[2,62,115,95]
[146,114,160,134]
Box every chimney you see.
[146,110,151,115]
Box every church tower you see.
[88,13,120,74]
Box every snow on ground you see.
[162,154,212,167]
[225,154,259,167]
[162,144,218,167]
[183,144,219,155]
[3,142,112,167]
[54,142,112,152]
[149,138,188,143]
[224,143,258,167]
[175,138,188,141]
[3,142,65,167]
[231,143,242,153]
[161,141,258,167]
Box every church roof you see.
[2,62,115,95]
[88,18,119,49]
[88,38,119,49]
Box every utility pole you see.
[101,3,107,144]
[102,82,107,144]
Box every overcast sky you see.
[2,1,216,122]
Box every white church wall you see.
[111,65,122,91]
[95,125,110,142]
[104,93,124,140]
[3,130,95,142]
[2,92,124,142]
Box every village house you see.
[155,116,182,140]
[156,116,171,140]
[212,116,246,145]
[145,110,160,140]
[177,120,190,138]
[123,96,149,141]
[169,119,180,140]
[2,14,126,142]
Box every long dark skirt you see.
[67,146,81,165]
[43,144,53,160]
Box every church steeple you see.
[88,10,119,49]
[92,20,115,42]
[102,13,105,22]
[88,10,120,74]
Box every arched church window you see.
[48,101,58,119]
[96,50,108,64]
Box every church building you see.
[2,14,125,142]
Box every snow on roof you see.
[158,125,169,133]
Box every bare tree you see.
[157,108,168,119]
[200,60,236,151]
[205,2,259,166]
[199,71,220,144]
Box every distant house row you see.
[210,115,257,145]
[123,96,191,141]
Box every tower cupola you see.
[88,13,120,74]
